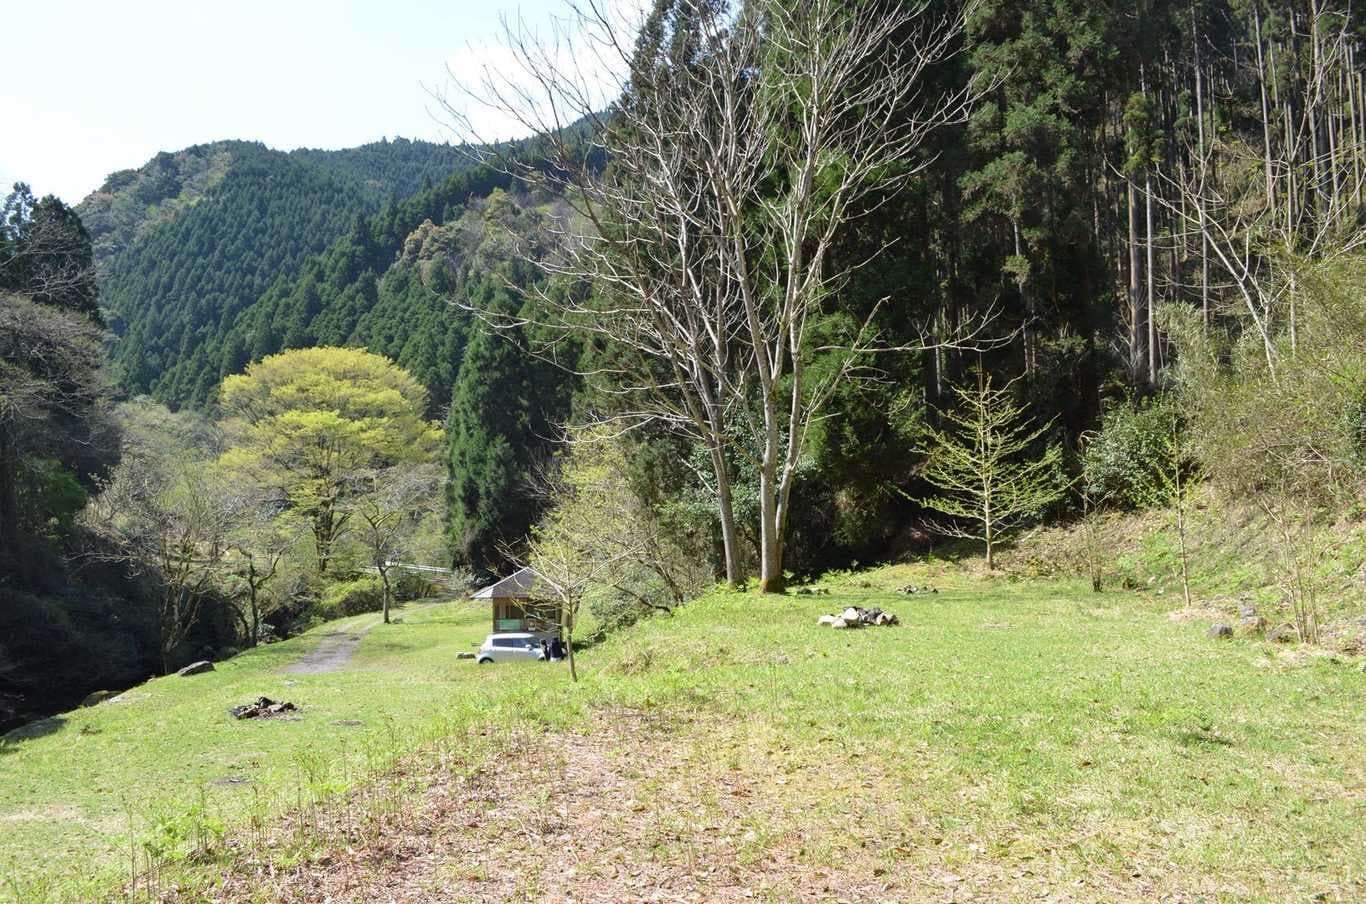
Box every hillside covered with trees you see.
[77,137,483,408]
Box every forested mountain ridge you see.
[76,137,484,408]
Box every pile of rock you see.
[230,697,297,720]
[818,606,899,629]
[897,585,938,595]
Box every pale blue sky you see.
[0,0,572,204]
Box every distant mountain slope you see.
[223,165,523,409]
[78,138,484,408]
[77,141,242,267]
[291,137,471,201]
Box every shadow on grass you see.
[0,715,67,751]
[1176,727,1235,748]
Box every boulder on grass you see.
[81,690,115,708]
[841,607,862,623]
[177,660,214,677]
[831,618,849,629]
[817,614,838,627]
[456,651,476,660]
[1207,623,1234,639]
[1268,622,1299,644]
[1240,615,1268,634]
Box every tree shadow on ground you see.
[0,715,67,752]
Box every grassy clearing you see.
[3,567,1363,901]
[0,599,559,900]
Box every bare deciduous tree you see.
[352,464,443,624]
[222,491,299,647]
[84,410,233,672]
[441,0,994,592]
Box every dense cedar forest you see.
[3,0,1366,727]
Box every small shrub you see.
[1083,395,1178,508]
[317,577,384,617]
[391,570,432,602]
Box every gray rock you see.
[817,614,838,626]
[81,690,115,708]
[177,660,214,677]
[1207,623,1234,639]
[456,651,477,659]
[1268,622,1299,644]
[1240,615,1268,633]
[830,617,849,629]
[841,607,861,623]
[1238,602,1258,619]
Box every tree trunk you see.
[710,445,743,588]
[1255,6,1276,207]
[757,466,784,593]
[247,559,260,647]
[757,379,785,594]
[380,567,392,624]
[1145,167,1157,384]
[565,608,578,682]
[1127,179,1143,381]
[314,507,333,576]
[985,515,994,571]
[0,418,20,579]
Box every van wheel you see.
[477,657,493,665]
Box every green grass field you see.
[2,566,1363,901]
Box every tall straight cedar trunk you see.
[1145,167,1157,384]
[1128,179,1143,380]
[0,418,19,578]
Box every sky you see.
[0,0,612,205]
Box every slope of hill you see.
[76,138,482,408]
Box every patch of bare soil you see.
[194,711,1311,903]
[280,619,378,675]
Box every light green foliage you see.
[1162,258,1366,502]
[546,433,712,643]
[914,375,1067,569]
[218,347,439,576]
[317,576,385,617]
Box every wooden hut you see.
[470,566,561,636]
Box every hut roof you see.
[471,566,541,600]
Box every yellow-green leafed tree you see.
[218,347,440,575]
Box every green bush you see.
[391,570,432,602]
[317,576,384,617]
[1082,395,1176,508]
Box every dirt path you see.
[281,603,449,675]
[279,615,380,675]
[203,710,1196,904]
